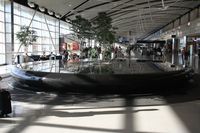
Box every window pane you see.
[0,54,5,64]
[0,22,4,32]
[5,13,11,22]
[0,0,4,11]
[6,23,11,33]
[0,32,5,43]
[0,11,4,21]
[14,3,20,15]
[14,15,20,24]
[21,17,31,26]
[6,33,11,43]
[14,24,20,33]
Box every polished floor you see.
[1,52,200,133]
[0,75,200,133]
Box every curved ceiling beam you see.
[112,11,181,21]
[142,3,200,39]
[61,0,90,19]
[109,6,189,18]
[116,19,171,29]
[108,0,193,20]
[66,0,123,17]
[67,0,175,18]
[152,5,192,10]
[107,0,176,15]
[112,10,183,24]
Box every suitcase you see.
[0,89,12,117]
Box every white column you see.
[189,44,193,67]
[172,37,175,65]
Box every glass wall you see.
[0,0,5,65]
[13,3,60,55]
[0,1,74,65]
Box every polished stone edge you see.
[10,66,194,93]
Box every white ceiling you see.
[28,0,200,39]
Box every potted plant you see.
[15,26,38,63]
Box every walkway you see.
[0,76,200,133]
[0,52,200,133]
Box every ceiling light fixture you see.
[65,18,70,23]
[27,2,35,8]
[48,10,54,15]
[39,7,45,12]
[55,14,61,18]
[187,22,191,26]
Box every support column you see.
[194,40,199,73]
[58,19,61,53]
[189,44,193,67]
[44,14,56,53]
[171,35,176,67]
[4,0,13,64]
[11,0,14,52]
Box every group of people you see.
[81,46,101,59]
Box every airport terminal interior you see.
[0,0,200,133]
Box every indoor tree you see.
[71,15,94,46]
[15,26,38,63]
[92,12,116,48]
[92,12,116,60]
[16,26,38,54]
